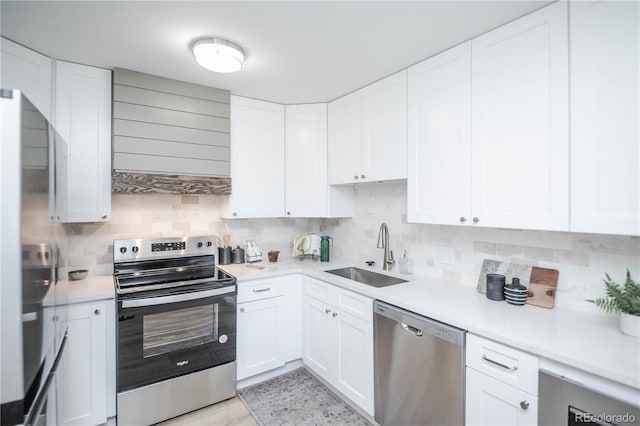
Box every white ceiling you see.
[0,1,552,104]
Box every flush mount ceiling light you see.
[191,38,246,73]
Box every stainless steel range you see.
[114,236,237,426]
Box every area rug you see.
[237,368,371,426]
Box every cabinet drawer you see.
[238,278,284,303]
[335,288,373,323]
[466,334,538,395]
[305,277,331,302]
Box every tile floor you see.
[158,397,258,426]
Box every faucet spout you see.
[377,223,395,271]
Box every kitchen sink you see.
[325,267,408,288]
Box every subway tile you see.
[181,195,200,205]
[523,247,554,262]
[496,243,525,257]
[473,241,496,254]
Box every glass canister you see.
[320,236,333,262]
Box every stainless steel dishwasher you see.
[374,300,465,426]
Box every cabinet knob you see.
[473,217,479,223]
[239,307,245,313]
[332,312,338,318]
[101,214,107,219]
[94,309,100,315]
[287,211,291,216]
[233,212,237,217]
[354,175,359,180]
[361,174,366,179]
[520,401,529,410]
[459,216,467,223]
[325,308,331,314]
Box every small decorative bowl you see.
[68,269,88,281]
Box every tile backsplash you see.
[68,183,639,314]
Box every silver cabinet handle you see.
[233,212,237,217]
[400,322,424,337]
[473,217,480,223]
[354,175,359,180]
[520,401,529,410]
[361,174,366,179]
[94,309,100,315]
[287,211,291,215]
[252,288,270,293]
[460,216,467,223]
[332,312,338,317]
[101,214,107,219]
[239,307,245,313]
[482,354,518,371]
[325,308,331,314]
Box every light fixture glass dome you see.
[192,38,245,73]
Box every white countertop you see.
[58,275,115,305]
[220,257,640,392]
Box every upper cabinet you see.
[470,1,569,231]
[112,69,230,177]
[407,42,472,226]
[409,2,569,232]
[569,0,639,236]
[328,70,407,185]
[54,60,112,222]
[222,96,285,218]
[0,37,52,121]
[285,104,353,218]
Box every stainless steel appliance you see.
[539,370,640,425]
[374,301,465,425]
[1,90,69,425]
[114,236,237,425]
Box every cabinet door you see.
[333,309,374,416]
[0,37,52,121]
[328,90,362,185]
[237,297,286,380]
[55,61,112,223]
[302,296,333,379]
[408,42,472,225]
[471,2,569,231]
[226,96,285,218]
[362,70,407,182]
[570,0,639,236]
[285,104,328,217]
[465,368,537,426]
[58,302,107,426]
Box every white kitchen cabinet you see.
[466,368,538,426]
[302,278,374,415]
[569,0,639,236]
[328,70,407,185]
[407,41,472,226]
[58,301,108,426]
[471,2,569,231]
[223,96,285,218]
[237,296,286,380]
[54,60,112,223]
[465,334,538,426]
[0,37,52,121]
[285,103,353,218]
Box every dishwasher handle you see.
[401,322,424,337]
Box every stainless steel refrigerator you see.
[1,90,69,425]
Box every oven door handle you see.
[121,286,235,308]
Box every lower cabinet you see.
[465,334,538,426]
[302,278,374,415]
[58,300,110,426]
[237,296,286,380]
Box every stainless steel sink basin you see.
[325,267,408,288]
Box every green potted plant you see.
[588,270,640,337]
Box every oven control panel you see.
[113,236,215,262]
[152,241,186,252]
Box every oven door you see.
[117,286,236,392]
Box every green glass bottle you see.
[320,236,333,262]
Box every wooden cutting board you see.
[527,266,559,309]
